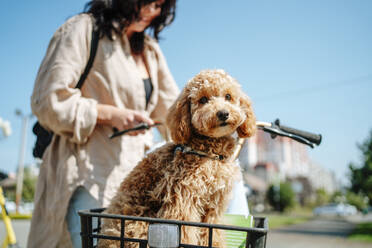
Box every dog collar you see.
[174,144,225,161]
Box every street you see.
[267,217,371,248]
[0,219,30,248]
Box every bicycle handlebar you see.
[273,119,321,145]
[256,119,322,148]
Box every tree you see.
[349,129,372,205]
[346,192,368,211]
[267,182,295,212]
[3,167,37,203]
[22,167,37,202]
[314,188,330,206]
[330,190,344,204]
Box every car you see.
[313,203,357,216]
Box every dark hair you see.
[84,0,176,54]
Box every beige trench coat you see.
[27,14,179,248]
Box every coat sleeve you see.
[31,14,98,144]
[149,42,180,141]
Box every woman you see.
[27,0,179,247]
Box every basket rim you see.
[78,208,268,234]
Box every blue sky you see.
[1,0,371,186]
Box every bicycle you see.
[79,118,321,248]
[0,186,20,248]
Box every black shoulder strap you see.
[75,20,100,89]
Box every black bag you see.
[32,22,100,159]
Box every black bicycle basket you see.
[79,208,268,248]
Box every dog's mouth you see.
[219,122,229,127]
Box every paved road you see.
[266,217,371,248]
[0,219,30,248]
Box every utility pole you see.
[15,109,32,213]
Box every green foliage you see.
[349,129,372,205]
[346,192,368,211]
[266,182,295,212]
[330,191,344,203]
[266,214,310,229]
[4,188,15,201]
[304,188,331,209]
[314,188,330,206]
[329,190,368,211]
[349,222,372,243]
[22,167,37,202]
[2,166,37,203]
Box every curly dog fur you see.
[97,69,256,248]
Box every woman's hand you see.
[96,104,154,136]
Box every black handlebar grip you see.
[278,124,322,145]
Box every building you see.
[239,130,337,197]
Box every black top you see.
[143,78,153,107]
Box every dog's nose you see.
[217,110,229,121]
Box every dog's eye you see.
[225,94,232,101]
[199,96,208,104]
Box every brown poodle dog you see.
[98,69,256,248]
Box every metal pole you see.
[15,115,29,213]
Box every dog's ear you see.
[166,90,191,144]
[237,95,256,138]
